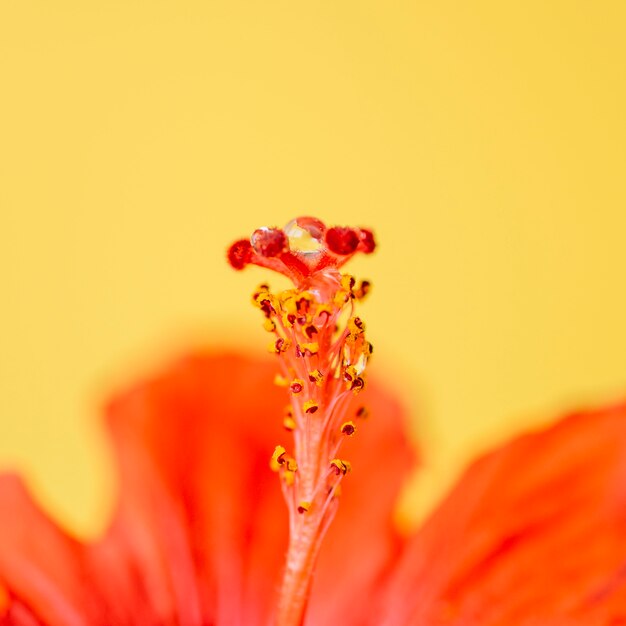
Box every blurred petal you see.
[0,601,46,626]
[0,476,94,626]
[100,352,289,626]
[377,402,626,625]
[101,352,415,626]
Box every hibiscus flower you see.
[1,217,625,626]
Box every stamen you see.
[228,216,376,626]
[297,501,311,514]
[303,400,319,414]
[330,459,352,475]
[308,369,324,385]
[341,421,357,436]
[290,379,305,394]
[356,405,370,419]
[270,445,287,471]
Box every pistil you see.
[228,216,376,626]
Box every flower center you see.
[228,216,376,626]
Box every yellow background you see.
[1,1,625,535]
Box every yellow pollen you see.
[333,289,350,307]
[343,366,358,382]
[263,318,276,332]
[314,304,333,319]
[284,470,296,486]
[298,342,319,356]
[348,316,366,335]
[297,501,311,514]
[286,458,298,472]
[279,292,298,315]
[303,399,319,414]
[274,374,289,387]
[341,274,356,292]
[283,415,296,431]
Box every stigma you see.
[228,216,376,625]
[228,216,375,298]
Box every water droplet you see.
[284,216,326,256]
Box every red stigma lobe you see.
[325,227,360,255]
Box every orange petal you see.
[0,475,95,626]
[0,352,416,624]
[100,351,290,626]
[377,402,626,624]
[102,352,415,625]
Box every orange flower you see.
[1,217,625,625]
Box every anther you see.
[270,445,287,471]
[308,369,324,385]
[304,325,318,339]
[270,338,290,354]
[355,280,371,300]
[296,342,319,357]
[283,406,297,431]
[348,317,365,335]
[258,298,276,317]
[290,379,305,394]
[350,377,365,393]
[341,421,357,436]
[303,400,319,414]
[330,459,352,475]
[356,406,370,419]
[343,366,358,383]
[297,501,311,514]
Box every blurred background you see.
[1,1,625,536]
